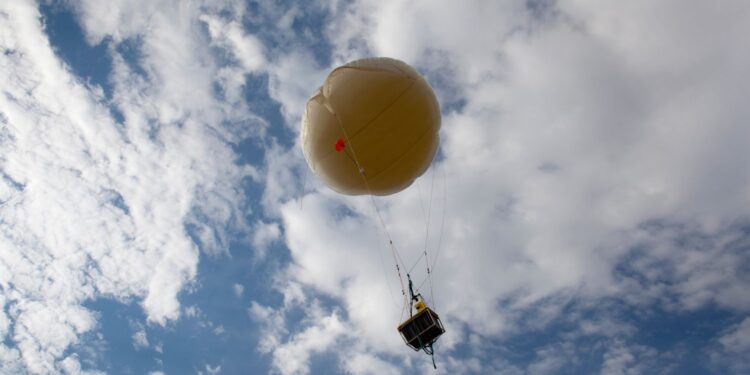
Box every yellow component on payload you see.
[301,57,441,196]
[414,297,426,312]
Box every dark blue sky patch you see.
[243,73,295,148]
[114,36,149,80]
[431,146,447,165]
[0,112,9,134]
[632,307,734,351]
[621,307,735,374]
[106,189,130,215]
[167,243,285,373]
[243,73,284,123]
[616,221,750,289]
[223,239,292,308]
[239,175,265,222]
[154,312,269,375]
[232,137,266,167]
[308,350,341,374]
[1,292,14,348]
[525,0,557,21]
[443,296,739,374]
[332,202,358,222]
[83,260,274,375]
[62,328,109,373]
[82,299,158,375]
[242,1,333,68]
[613,245,670,286]
[538,162,561,173]
[287,5,333,68]
[39,2,113,98]
[419,50,467,115]
[0,171,24,192]
[109,106,126,126]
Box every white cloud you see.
[270,305,346,375]
[712,317,750,373]
[600,342,660,375]
[341,353,401,375]
[527,343,573,375]
[202,364,222,375]
[1,0,263,373]
[184,363,221,375]
[265,51,329,129]
[252,296,367,375]
[200,14,265,72]
[132,326,149,351]
[252,220,281,258]
[260,142,310,217]
[2,0,749,373]
[212,325,225,335]
[249,301,287,354]
[59,354,104,375]
[720,318,750,353]
[233,283,244,298]
[256,0,750,372]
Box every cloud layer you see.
[1,1,259,372]
[256,0,750,373]
[1,0,750,374]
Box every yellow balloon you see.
[301,57,441,196]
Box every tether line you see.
[325,97,409,307]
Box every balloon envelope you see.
[302,57,441,196]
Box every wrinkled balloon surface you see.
[301,57,441,196]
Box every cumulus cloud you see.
[254,0,750,373]
[271,310,346,375]
[249,302,287,355]
[250,298,348,375]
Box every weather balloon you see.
[301,57,441,196]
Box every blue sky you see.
[1,0,750,374]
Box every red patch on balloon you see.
[334,138,346,152]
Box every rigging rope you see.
[407,249,427,275]
[298,149,311,209]
[328,104,409,309]
[372,209,403,311]
[428,165,448,287]
[408,162,444,311]
[425,163,438,309]
[329,102,444,372]
[416,167,446,302]
[326,96,446,325]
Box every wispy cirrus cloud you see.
[1,0,263,372]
